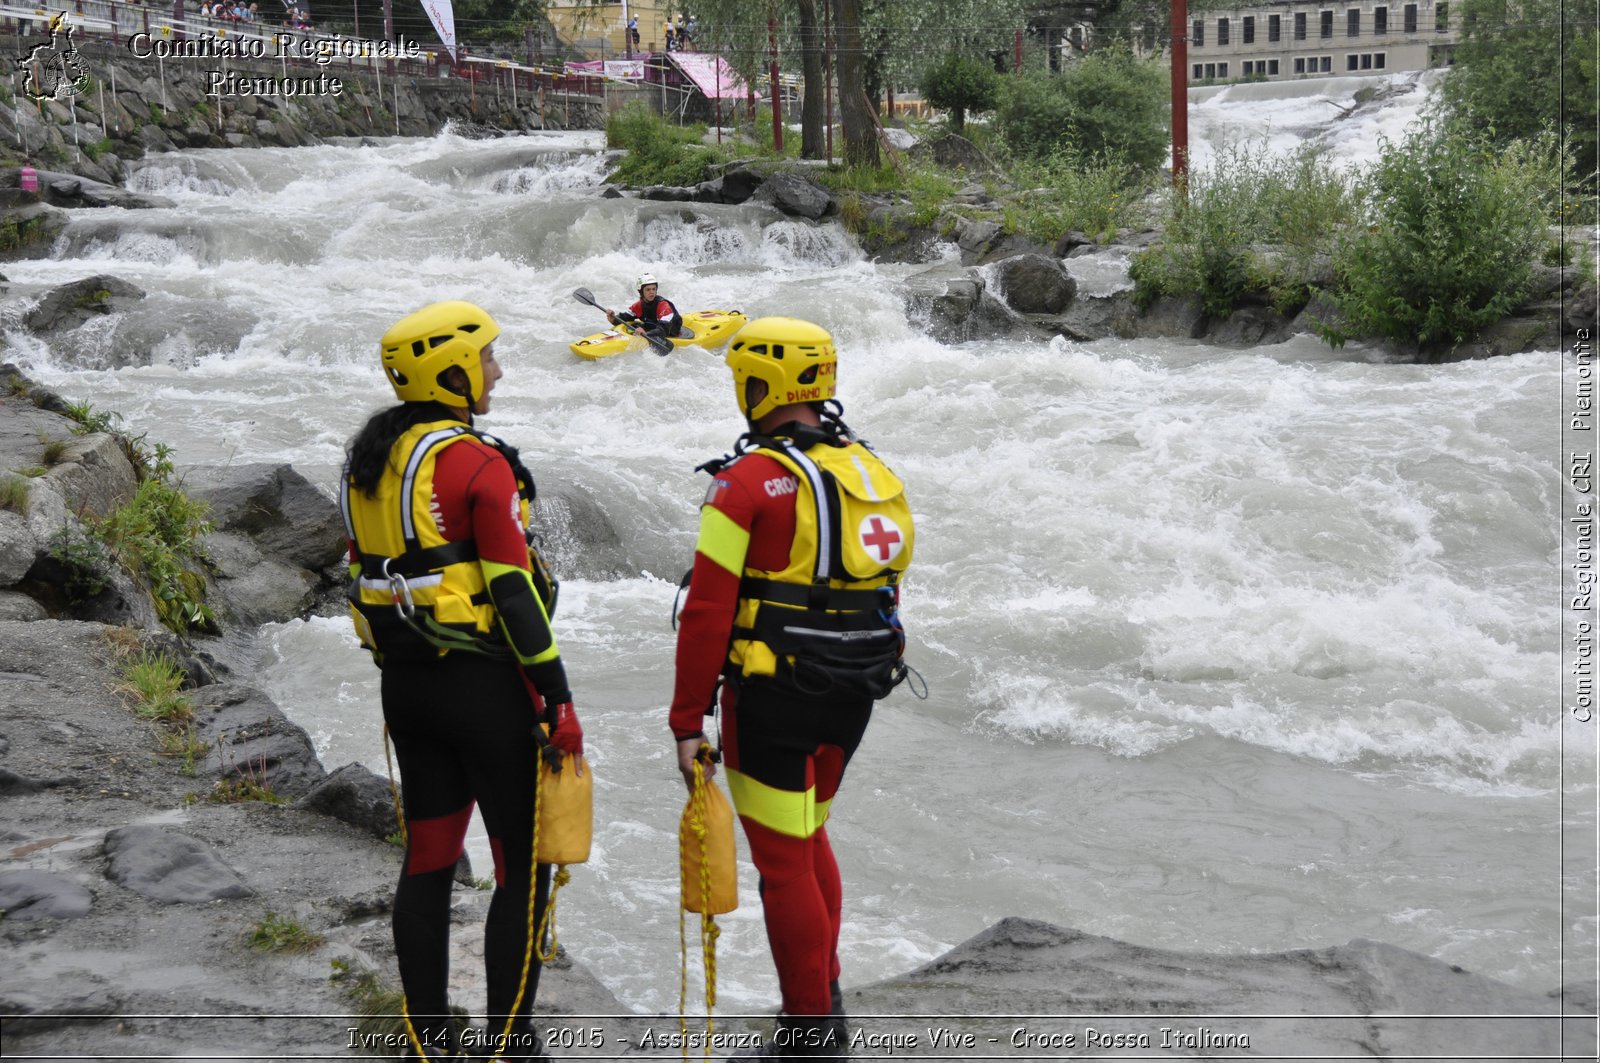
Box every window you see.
[1295,12,1307,39]
[1294,57,1306,73]
[1320,10,1334,38]
[1436,3,1449,31]
[1404,3,1417,32]
[1320,55,1332,71]
[1348,53,1359,70]
[1218,18,1230,45]
[1269,14,1281,42]
[1374,6,1388,34]
[1361,52,1372,68]
[1218,62,1229,77]
[1193,18,1204,45]
[1268,58,1279,74]
[1242,60,1253,75]
[1348,9,1361,35]
[1244,16,1255,43]
[1374,52,1385,67]
[1204,63,1216,78]
[1193,63,1203,79]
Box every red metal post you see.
[1014,29,1022,72]
[1171,0,1189,188]
[769,7,783,152]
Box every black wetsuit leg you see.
[382,654,552,1045]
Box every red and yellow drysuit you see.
[670,422,913,1018]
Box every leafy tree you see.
[1324,121,1563,349]
[1438,0,1598,185]
[995,44,1168,169]
[920,53,998,132]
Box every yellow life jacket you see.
[341,418,556,661]
[726,430,914,698]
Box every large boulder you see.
[22,275,145,336]
[24,168,173,210]
[192,683,328,799]
[201,531,319,629]
[754,171,837,220]
[911,132,996,173]
[0,869,93,919]
[994,254,1077,315]
[179,463,346,574]
[103,826,252,905]
[297,762,400,840]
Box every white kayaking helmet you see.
[636,272,658,292]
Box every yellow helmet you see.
[725,316,837,422]
[379,301,500,404]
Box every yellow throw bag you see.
[680,773,737,915]
[536,742,592,866]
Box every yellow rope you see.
[678,749,721,1063]
[491,745,548,1063]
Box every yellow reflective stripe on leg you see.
[696,505,750,577]
[725,767,832,839]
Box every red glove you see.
[547,701,583,758]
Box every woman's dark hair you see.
[345,401,455,496]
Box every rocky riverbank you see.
[1,375,1596,1061]
[622,138,1597,363]
[0,33,604,190]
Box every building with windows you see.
[1183,0,1458,81]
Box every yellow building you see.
[546,1,677,59]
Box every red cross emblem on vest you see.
[859,514,904,563]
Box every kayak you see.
[569,309,748,360]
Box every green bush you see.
[994,45,1168,170]
[98,479,215,633]
[47,523,112,603]
[1323,122,1563,348]
[921,53,999,133]
[605,102,720,187]
[1005,147,1153,243]
[1130,143,1356,317]
[0,475,28,514]
[1438,0,1598,188]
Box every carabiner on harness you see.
[381,556,417,622]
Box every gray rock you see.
[193,682,327,799]
[1138,294,1209,339]
[179,463,346,573]
[638,183,697,202]
[103,826,252,904]
[532,480,627,580]
[1055,230,1098,257]
[954,217,1002,263]
[1206,305,1297,347]
[297,762,400,841]
[0,975,119,1035]
[201,530,318,628]
[911,132,996,173]
[0,202,70,260]
[851,918,1595,1059]
[39,431,140,521]
[0,869,93,919]
[698,165,762,204]
[0,589,46,620]
[28,167,172,210]
[1055,291,1141,342]
[753,171,836,220]
[995,254,1076,315]
[1568,283,1597,335]
[22,275,145,336]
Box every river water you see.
[4,72,1592,1015]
